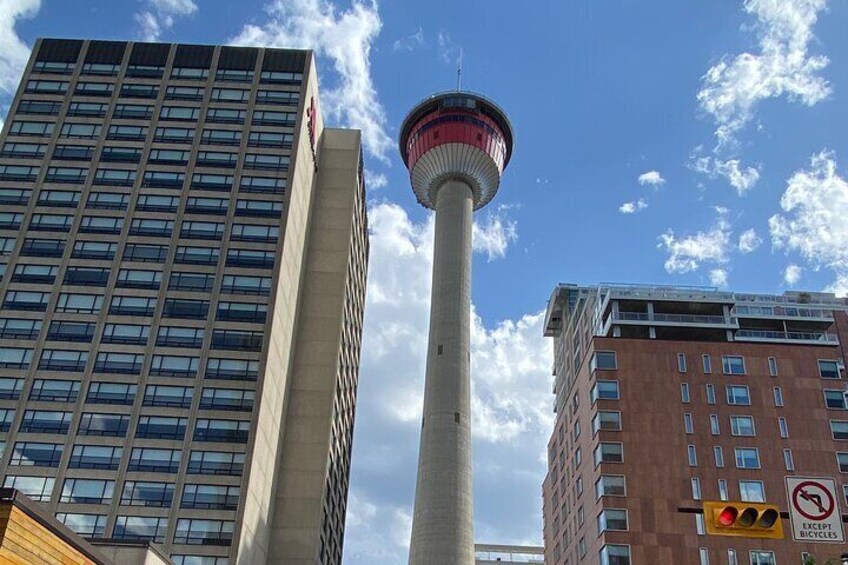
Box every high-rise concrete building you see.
[398,92,513,564]
[0,38,368,565]
[542,283,848,565]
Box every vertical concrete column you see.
[408,180,475,565]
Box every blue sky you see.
[3,1,848,563]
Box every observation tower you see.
[399,92,514,565]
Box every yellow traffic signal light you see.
[703,501,784,539]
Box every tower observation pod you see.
[399,92,514,565]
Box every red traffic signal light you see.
[704,501,784,539]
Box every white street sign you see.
[785,476,845,543]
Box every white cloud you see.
[637,170,665,187]
[134,0,198,42]
[364,168,388,189]
[737,228,762,253]
[769,150,848,295]
[784,264,802,285]
[345,201,549,562]
[392,26,424,51]
[692,155,761,195]
[697,0,831,147]
[0,0,40,125]
[659,208,732,274]
[437,30,462,66]
[710,268,729,287]
[618,199,648,214]
[231,0,392,162]
[472,205,518,262]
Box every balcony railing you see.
[735,329,839,344]
[612,312,734,325]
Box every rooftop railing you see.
[735,329,839,344]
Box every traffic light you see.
[703,501,784,539]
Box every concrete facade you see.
[0,39,368,565]
[542,284,848,565]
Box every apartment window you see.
[0,347,33,370]
[735,447,761,469]
[75,82,113,96]
[778,417,789,438]
[142,171,184,189]
[738,480,765,503]
[29,379,78,404]
[260,70,303,84]
[710,414,720,435]
[722,355,746,375]
[200,388,254,411]
[136,195,179,213]
[180,221,224,240]
[773,387,784,407]
[135,416,188,440]
[240,176,285,193]
[129,218,173,237]
[94,168,136,186]
[128,448,181,473]
[831,420,848,440]
[200,129,241,146]
[1,143,45,159]
[206,108,245,124]
[173,518,234,546]
[767,357,778,376]
[216,68,253,81]
[46,321,96,343]
[205,358,260,381]
[248,131,292,148]
[56,513,106,537]
[45,167,88,184]
[595,475,626,498]
[79,216,124,235]
[148,148,189,165]
[154,127,193,143]
[599,544,631,565]
[86,193,128,210]
[10,442,63,467]
[101,324,149,345]
[0,378,22,400]
[818,360,841,379]
[0,319,40,340]
[838,453,848,473]
[211,330,264,351]
[17,100,62,116]
[60,479,114,504]
[211,88,249,102]
[120,481,175,507]
[730,416,756,437]
[187,450,245,475]
[0,188,32,207]
[150,355,199,378]
[32,60,74,74]
[681,382,690,403]
[718,479,729,501]
[243,154,289,171]
[93,352,144,374]
[37,190,81,208]
[678,353,687,373]
[30,213,73,232]
[191,173,234,191]
[591,351,617,371]
[39,349,88,372]
[688,445,698,466]
[20,238,62,257]
[0,409,14,432]
[194,419,250,443]
[122,64,164,79]
[114,103,153,120]
[691,477,702,500]
[11,121,54,137]
[3,291,50,312]
[156,326,205,349]
[5,476,54,504]
[226,249,275,269]
[163,298,210,320]
[109,295,156,316]
[81,62,117,75]
[67,102,107,116]
[256,90,299,105]
[165,86,204,100]
[0,212,25,229]
[221,275,272,296]
[25,79,68,94]
[714,446,724,468]
[117,269,162,289]
[175,246,220,265]
[86,382,137,405]
[113,516,168,543]
[726,385,751,406]
[160,106,200,121]
[217,302,267,323]
[684,413,694,434]
[120,83,159,97]
[69,445,122,470]
[784,448,795,471]
[235,198,283,218]
[64,267,110,286]
[123,243,168,263]
[106,125,147,141]
[844,485,848,506]
[824,390,848,410]
[185,197,229,215]
[252,110,295,126]
[181,484,240,510]
[749,551,776,565]
[171,67,209,79]
[143,385,194,408]
[230,224,279,243]
[168,272,215,292]
[11,264,57,285]
[20,410,72,433]
[594,442,623,465]
[72,241,116,260]
[597,509,628,534]
[56,293,102,313]
[78,413,130,437]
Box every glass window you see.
[243,154,289,171]
[193,419,250,443]
[94,168,136,186]
[688,445,697,466]
[180,221,224,240]
[211,329,264,351]
[594,442,623,465]
[206,108,246,123]
[196,151,238,167]
[174,518,234,545]
[239,175,286,194]
[3,291,50,312]
[72,240,117,260]
[216,301,267,323]
[591,351,617,371]
[148,149,190,164]
[773,387,784,407]
[163,298,210,319]
[29,379,80,402]
[150,355,199,377]
[38,349,88,371]
[597,509,628,533]
[156,326,205,348]
[117,269,162,289]
[749,551,776,565]
[63,266,110,286]
[181,484,240,510]
[86,382,137,405]
[4,476,54,502]
[171,67,209,79]
[200,129,241,146]
[154,126,193,143]
[69,444,122,470]
[11,121,54,137]
[166,86,204,100]
[726,385,751,405]
[735,447,761,469]
[252,110,295,125]
[187,450,245,475]
[710,414,720,435]
[120,481,175,507]
[130,218,174,236]
[778,417,789,438]
[225,249,275,269]
[143,385,194,408]
[784,448,795,471]
[60,478,114,504]
[33,61,75,74]
[230,224,279,243]
[722,355,746,375]
[260,70,303,84]
[681,382,690,403]
[10,442,63,467]
[191,173,234,190]
[221,275,272,296]
[185,197,229,214]
[838,452,848,473]
[0,319,40,340]
[730,416,756,437]
[831,420,848,440]
[106,125,147,141]
[86,193,128,210]
[200,388,254,411]
[205,358,260,381]
[691,477,702,500]
[113,516,168,543]
[256,90,299,105]
[113,104,153,119]
[128,448,181,473]
[55,293,102,313]
[67,102,107,117]
[248,131,292,148]
[59,123,100,139]
[684,413,694,434]
[175,246,220,265]
[30,213,73,231]
[124,243,169,262]
[168,272,215,292]
[599,544,630,565]
[714,447,724,468]
[595,475,626,498]
[160,106,200,121]
[215,68,253,81]
[0,187,32,205]
[20,410,72,433]
[135,416,188,440]
[768,357,778,376]
[211,88,249,102]
[93,352,144,374]
[56,513,107,537]
[121,84,159,98]
[74,82,113,96]
[1,143,45,158]
[109,295,155,316]
[81,62,117,76]
[77,412,130,437]
[13,264,58,284]
[819,360,841,379]
[678,353,687,373]
[739,480,765,502]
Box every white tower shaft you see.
[408,180,475,565]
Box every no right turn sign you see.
[785,476,845,543]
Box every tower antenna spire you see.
[456,49,463,91]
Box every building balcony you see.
[734,329,840,345]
